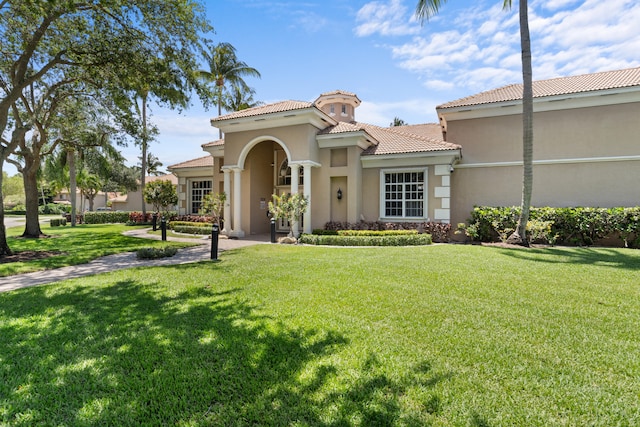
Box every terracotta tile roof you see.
[202,139,224,148]
[320,121,457,155]
[317,121,367,135]
[439,67,640,109]
[146,173,178,185]
[317,89,358,98]
[211,100,313,122]
[167,155,213,169]
[360,123,460,156]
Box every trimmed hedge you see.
[299,233,433,246]
[324,220,451,243]
[169,221,213,235]
[84,211,130,224]
[50,218,67,227]
[468,206,640,247]
[136,246,178,260]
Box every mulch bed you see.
[0,250,63,264]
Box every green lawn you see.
[1,244,639,426]
[1,223,193,277]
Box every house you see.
[110,173,179,212]
[168,67,640,237]
[169,90,461,237]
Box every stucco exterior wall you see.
[446,101,640,225]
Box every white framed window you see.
[190,180,212,214]
[277,159,303,186]
[380,168,427,219]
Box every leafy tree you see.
[2,172,24,209]
[390,117,407,127]
[415,0,533,246]
[200,192,226,226]
[138,153,164,176]
[143,180,178,215]
[268,193,308,238]
[0,0,213,256]
[199,42,261,138]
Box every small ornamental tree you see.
[200,192,226,226]
[143,180,177,215]
[268,193,308,238]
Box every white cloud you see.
[361,0,640,98]
[355,0,418,37]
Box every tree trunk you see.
[0,163,13,256]
[141,94,148,217]
[507,0,533,247]
[22,152,44,237]
[68,149,77,226]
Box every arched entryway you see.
[221,136,318,238]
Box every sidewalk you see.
[0,229,269,293]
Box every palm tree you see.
[223,83,263,112]
[199,42,261,138]
[416,0,533,246]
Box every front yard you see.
[1,243,639,425]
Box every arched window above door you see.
[278,159,304,186]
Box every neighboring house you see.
[168,67,640,237]
[53,189,113,212]
[110,173,179,212]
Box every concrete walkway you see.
[0,229,269,293]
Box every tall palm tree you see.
[200,42,261,138]
[416,0,533,246]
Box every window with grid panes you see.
[190,180,212,214]
[382,170,426,218]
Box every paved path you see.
[0,229,269,293]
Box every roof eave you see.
[437,86,640,122]
[211,107,337,133]
[361,149,461,169]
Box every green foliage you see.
[268,193,308,237]
[144,180,178,214]
[325,220,451,243]
[169,221,213,235]
[336,229,418,237]
[38,203,69,215]
[2,173,24,208]
[199,192,226,225]
[136,246,178,260]
[299,233,433,246]
[469,206,640,247]
[84,211,131,224]
[49,218,67,227]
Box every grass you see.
[1,223,194,277]
[1,244,639,425]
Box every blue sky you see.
[6,0,640,176]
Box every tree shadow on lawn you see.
[0,276,450,426]
[492,246,640,271]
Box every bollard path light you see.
[211,222,220,260]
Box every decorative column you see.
[433,164,452,224]
[289,163,300,237]
[222,168,231,235]
[302,163,312,234]
[231,167,245,237]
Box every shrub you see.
[84,211,130,224]
[49,218,67,227]
[136,246,178,260]
[299,233,433,246]
[39,203,69,215]
[336,229,418,237]
[169,221,213,235]
[468,206,640,247]
[323,220,450,243]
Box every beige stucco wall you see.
[446,101,640,225]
